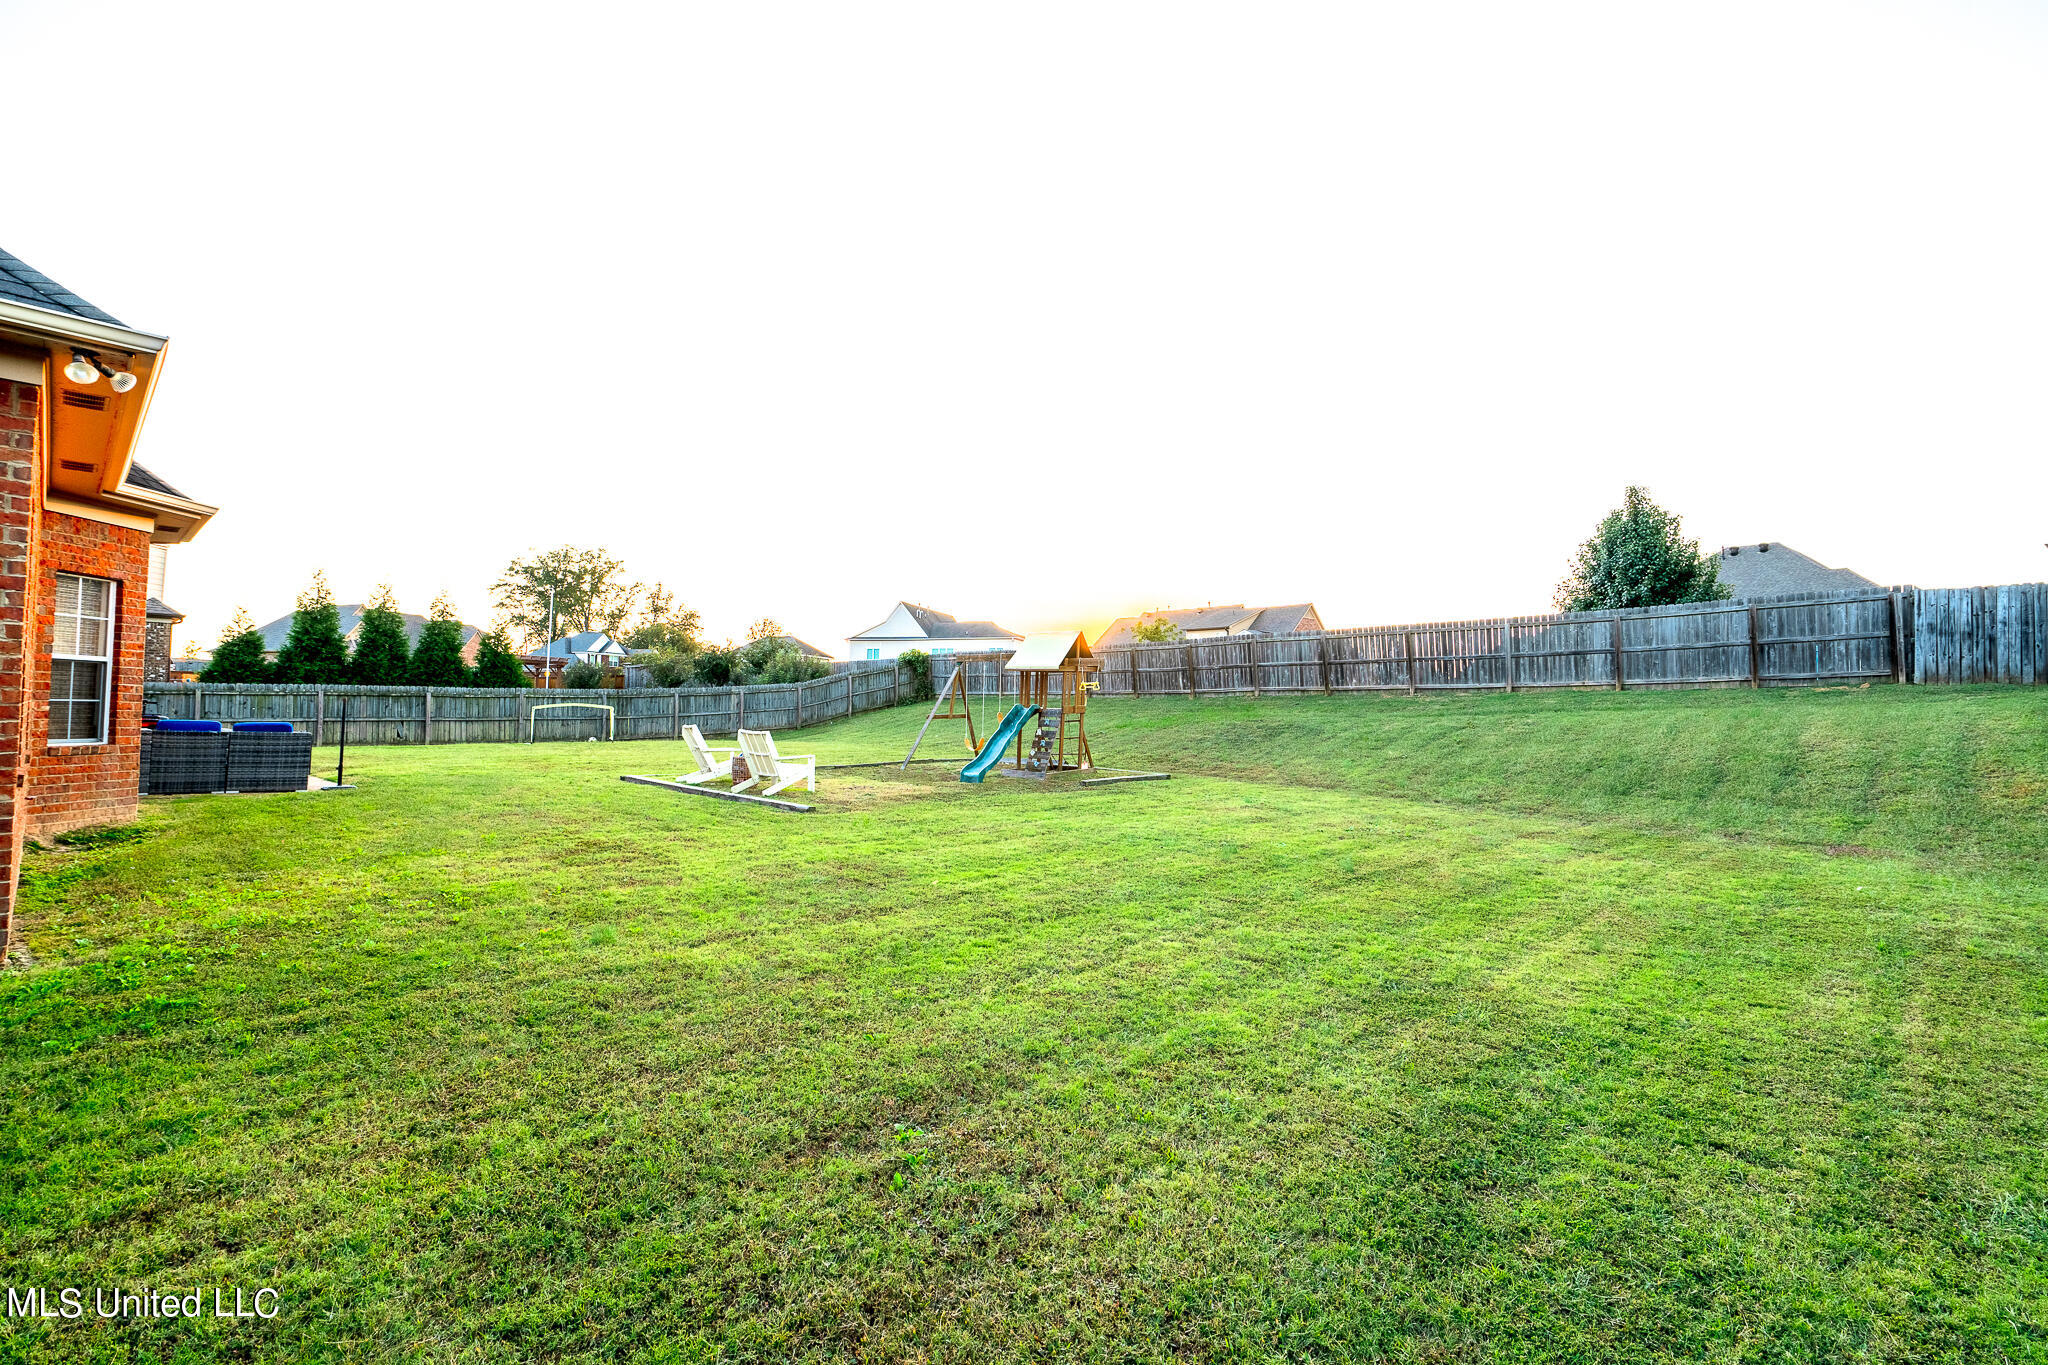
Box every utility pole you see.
[545,585,557,690]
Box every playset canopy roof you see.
[1005,631,1094,672]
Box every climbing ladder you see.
[1023,708,1062,774]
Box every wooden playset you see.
[901,631,1104,781]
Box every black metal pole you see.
[336,697,349,786]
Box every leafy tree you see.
[561,658,605,690]
[622,582,702,653]
[469,628,529,688]
[636,650,697,688]
[409,592,473,687]
[1555,486,1729,612]
[491,546,639,648]
[896,648,934,703]
[202,608,270,684]
[688,645,744,687]
[349,584,412,684]
[273,572,350,684]
[1129,616,1185,643]
[750,647,831,685]
[744,617,786,643]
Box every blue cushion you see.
[232,721,295,733]
[154,719,223,733]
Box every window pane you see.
[72,617,106,656]
[48,660,105,741]
[76,577,109,620]
[56,575,80,617]
[53,615,80,656]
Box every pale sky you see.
[5,1,2045,658]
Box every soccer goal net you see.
[526,702,615,744]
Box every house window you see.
[50,573,115,744]
[932,646,955,655]
[866,648,880,660]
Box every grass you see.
[1,685,2045,1362]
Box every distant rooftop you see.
[1716,542,1877,598]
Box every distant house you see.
[1714,543,1877,599]
[253,604,487,666]
[515,631,635,686]
[168,657,207,683]
[144,598,184,683]
[529,631,632,666]
[143,544,182,682]
[846,603,1023,661]
[1095,603,1323,652]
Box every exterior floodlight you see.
[63,353,99,385]
[108,371,138,394]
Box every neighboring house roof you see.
[1715,543,1878,598]
[124,463,191,499]
[765,634,832,658]
[253,604,485,654]
[0,247,125,326]
[1095,602,1322,651]
[529,631,629,660]
[145,597,184,621]
[849,601,1024,641]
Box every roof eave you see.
[0,298,167,354]
[104,482,218,545]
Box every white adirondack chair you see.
[678,724,735,786]
[734,729,817,797]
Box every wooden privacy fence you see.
[1911,584,2048,684]
[1086,585,2048,697]
[142,664,912,746]
[1093,589,1912,696]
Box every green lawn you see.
[3,687,2045,1362]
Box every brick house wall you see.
[0,377,155,948]
[0,380,39,952]
[28,508,149,837]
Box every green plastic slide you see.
[960,704,1040,783]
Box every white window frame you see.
[50,572,116,746]
[865,648,880,660]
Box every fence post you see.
[1184,644,1197,697]
[1501,620,1515,692]
[1405,632,1417,696]
[313,688,325,745]
[734,688,744,734]
[1611,616,1625,691]
[1248,640,1261,698]
[423,688,433,745]
[1889,590,1906,685]
[1317,635,1331,695]
[672,690,681,739]
[795,682,804,728]
[1747,605,1762,688]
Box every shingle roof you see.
[0,247,126,326]
[254,604,484,653]
[770,635,832,658]
[145,597,184,620]
[1095,602,1321,651]
[1715,543,1877,599]
[531,631,628,659]
[123,463,191,499]
[857,602,1023,641]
